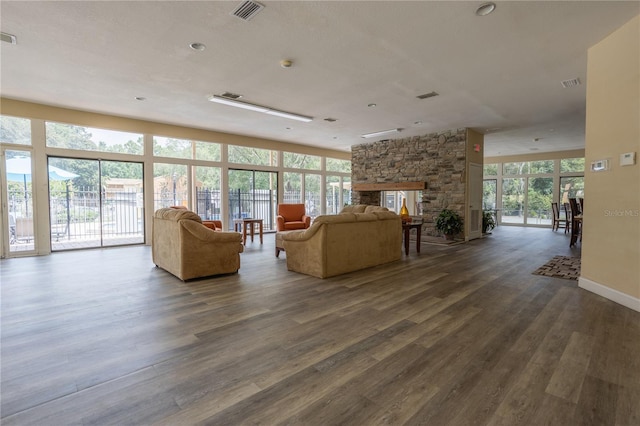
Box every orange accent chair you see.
[276,203,311,231]
[170,206,223,231]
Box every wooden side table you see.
[234,218,264,245]
[402,222,422,255]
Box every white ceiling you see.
[1,1,638,157]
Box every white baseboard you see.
[578,277,640,312]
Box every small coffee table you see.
[402,222,422,255]
[233,218,263,245]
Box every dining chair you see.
[569,198,582,246]
[551,202,565,231]
[563,203,572,234]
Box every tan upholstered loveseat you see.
[281,208,402,278]
[152,208,244,280]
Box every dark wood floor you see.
[1,226,639,425]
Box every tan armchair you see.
[170,205,222,230]
[276,203,311,231]
[153,208,243,280]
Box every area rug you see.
[532,255,581,280]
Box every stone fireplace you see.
[351,128,483,238]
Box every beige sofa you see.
[152,208,244,280]
[282,209,402,278]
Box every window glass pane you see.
[283,152,321,170]
[228,169,278,231]
[527,177,553,225]
[99,160,144,247]
[195,166,221,220]
[5,150,35,252]
[529,160,554,174]
[194,141,221,161]
[153,163,188,210]
[284,172,302,203]
[46,122,143,155]
[502,178,525,224]
[483,179,497,210]
[503,162,529,175]
[1,116,31,145]
[560,177,585,204]
[153,136,191,159]
[560,158,585,173]
[483,164,498,176]
[326,176,340,215]
[326,157,351,173]
[305,174,321,219]
[228,145,277,166]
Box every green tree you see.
[0,115,31,145]
[46,122,97,150]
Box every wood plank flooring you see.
[1,226,639,425]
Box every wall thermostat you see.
[620,152,636,166]
[591,159,610,172]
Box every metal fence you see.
[8,185,345,249]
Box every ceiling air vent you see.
[231,1,265,21]
[561,78,581,88]
[221,92,242,99]
[416,91,439,100]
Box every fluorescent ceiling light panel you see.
[361,128,401,138]
[208,94,313,122]
[1,32,17,44]
[265,110,313,122]
[208,95,268,112]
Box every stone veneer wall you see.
[351,128,468,237]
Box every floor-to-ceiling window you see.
[484,157,584,227]
[228,146,278,230]
[325,157,352,214]
[1,116,34,256]
[283,151,323,219]
[44,122,145,250]
[1,111,350,257]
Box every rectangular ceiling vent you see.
[561,78,581,88]
[231,1,265,21]
[416,91,439,100]
[221,92,242,99]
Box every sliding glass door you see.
[49,157,144,250]
[228,169,277,231]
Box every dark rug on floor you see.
[532,255,581,280]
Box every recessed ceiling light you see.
[476,2,496,16]
[324,118,338,122]
[134,96,146,101]
[189,42,206,51]
[368,103,377,108]
[414,121,423,125]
